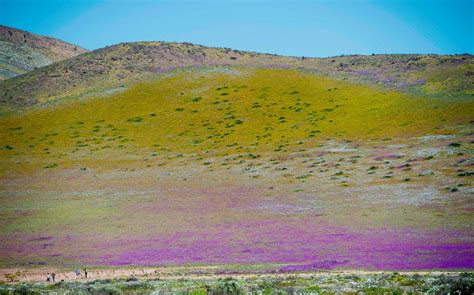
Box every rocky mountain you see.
[0,25,88,80]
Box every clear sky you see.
[0,0,472,57]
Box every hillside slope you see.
[0,68,473,269]
[0,25,88,80]
[1,68,473,157]
[0,41,472,107]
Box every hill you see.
[1,68,473,155]
[0,25,87,80]
[0,30,473,271]
[0,41,472,107]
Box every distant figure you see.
[84,269,88,279]
[75,269,81,278]
[46,273,51,282]
[51,272,56,282]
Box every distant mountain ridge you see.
[0,25,88,80]
[0,29,472,107]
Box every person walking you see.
[84,269,88,279]
[51,272,56,282]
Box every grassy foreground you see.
[1,272,473,294]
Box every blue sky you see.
[0,0,472,57]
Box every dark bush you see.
[208,279,244,295]
[429,273,474,294]
[127,117,143,122]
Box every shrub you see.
[305,285,322,293]
[208,279,244,295]
[361,286,403,295]
[189,289,208,295]
[43,163,58,169]
[458,171,474,177]
[91,284,123,294]
[127,117,143,122]
[426,273,474,294]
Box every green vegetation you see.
[1,68,472,164]
[1,273,472,294]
